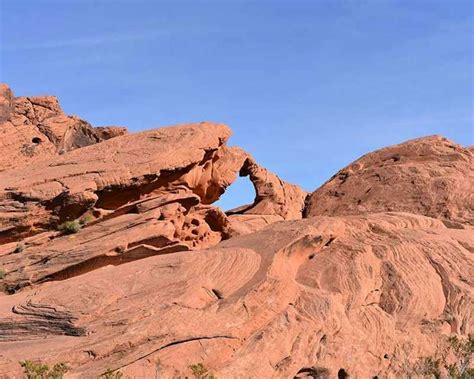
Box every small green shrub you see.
[14,244,24,254]
[19,360,68,379]
[79,214,94,225]
[49,363,69,379]
[189,363,217,379]
[0,269,6,279]
[20,360,48,379]
[102,368,123,379]
[57,220,81,235]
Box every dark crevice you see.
[323,237,336,248]
[302,193,313,218]
[211,289,224,299]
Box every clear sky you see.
[1,0,472,209]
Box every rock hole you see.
[308,254,315,260]
[338,369,348,379]
[215,175,255,212]
[32,137,42,144]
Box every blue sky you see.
[1,0,472,209]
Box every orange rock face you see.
[0,85,472,379]
[0,84,127,172]
[305,136,474,225]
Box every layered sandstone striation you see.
[0,85,472,378]
[1,213,472,378]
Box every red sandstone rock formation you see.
[0,84,126,172]
[0,85,472,378]
[227,157,308,236]
[305,135,474,225]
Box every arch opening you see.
[214,175,256,212]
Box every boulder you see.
[305,136,474,225]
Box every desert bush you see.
[19,360,68,379]
[0,269,6,279]
[102,368,123,379]
[189,363,217,379]
[57,220,81,234]
[79,214,94,225]
[445,334,474,379]
[399,334,474,379]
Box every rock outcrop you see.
[0,84,127,172]
[0,86,306,295]
[0,122,238,242]
[0,85,472,379]
[305,136,474,225]
[227,157,308,235]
